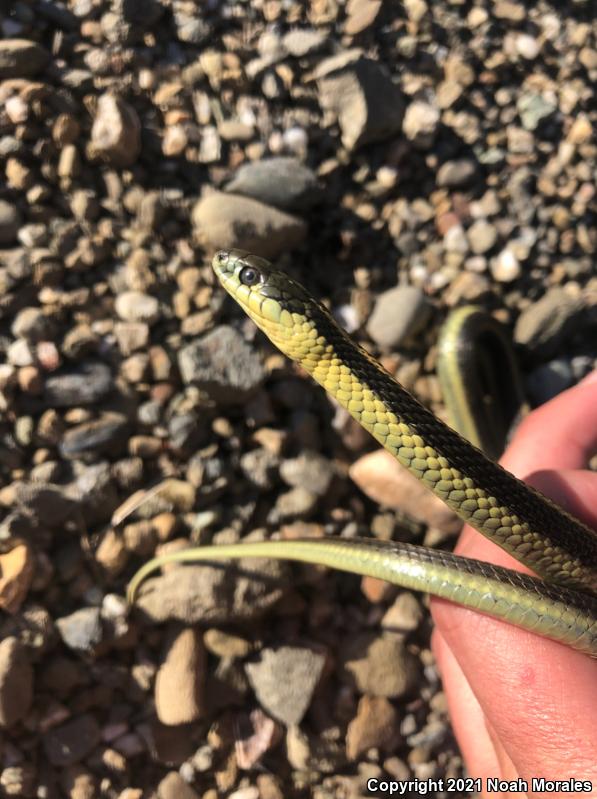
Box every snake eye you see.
[239,266,261,286]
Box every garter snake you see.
[128,250,597,656]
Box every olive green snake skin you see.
[128,250,597,656]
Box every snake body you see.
[437,305,527,460]
[128,250,597,655]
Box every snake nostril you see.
[215,250,230,268]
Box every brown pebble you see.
[155,627,206,725]
[17,365,43,394]
[346,695,401,760]
[0,543,35,614]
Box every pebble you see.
[178,325,266,405]
[135,557,289,624]
[204,629,251,658]
[245,645,327,726]
[225,158,320,211]
[517,93,556,131]
[14,482,77,525]
[349,451,461,533]
[366,286,432,349]
[279,452,335,496]
[11,307,55,342]
[346,696,400,760]
[340,632,420,698]
[115,291,160,325]
[344,0,383,35]
[316,51,405,150]
[514,288,585,355]
[467,219,498,254]
[43,715,101,766]
[0,543,35,613]
[155,627,206,724]
[490,248,521,282]
[56,607,103,654]
[436,159,477,188]
[192,192,307,260]
[90,93,141,167]
[0,637,33,727]
[157,772,200,799]
[59,414,129,459]
[402,100,440,148]
[282,28,327,57]
[0,200,21,244]
[526,359,575,404]
[0,39,49,78]
[43,363,113,407]
[381,592,424,632]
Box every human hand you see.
[431,372,597,797]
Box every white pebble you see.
[491,248,521,282]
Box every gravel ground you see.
[0,1,596,797]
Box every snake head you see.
[212,249,320,347]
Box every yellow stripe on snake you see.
[128,250,597,656]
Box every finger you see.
[431,629,505,781]
[431,598,597,780]
[432,474,597,780]
[503,371,597,476]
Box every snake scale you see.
[128,249,597,656]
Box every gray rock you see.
[316,50,405,150]
[0,39,49,78]
[0,201,21,244]
[134,558,290,624]
[0,637,33,727]
[340,632,420,698]
[13,482,77,526]
[225,158,320,211]
[56,607,103,653]
[240,448,279,490]
[192,192,306,259]
[178,325,266,405]
[270,486,319,522]
[279,452,335,496]
[11,307,55,342]
[245,645,327,725]
[517,93,557,131]
[72,462,120,526]
[514,288,585,356]
[366,285,432,348]
[59,413,128,459]
[526,359,574,404]
[43,714,101,766]
[437,158,478,188]
[43,362,113,407]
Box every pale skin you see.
[431,371,597,798]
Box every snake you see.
[128,249,597,656]
[436,305,527,460]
